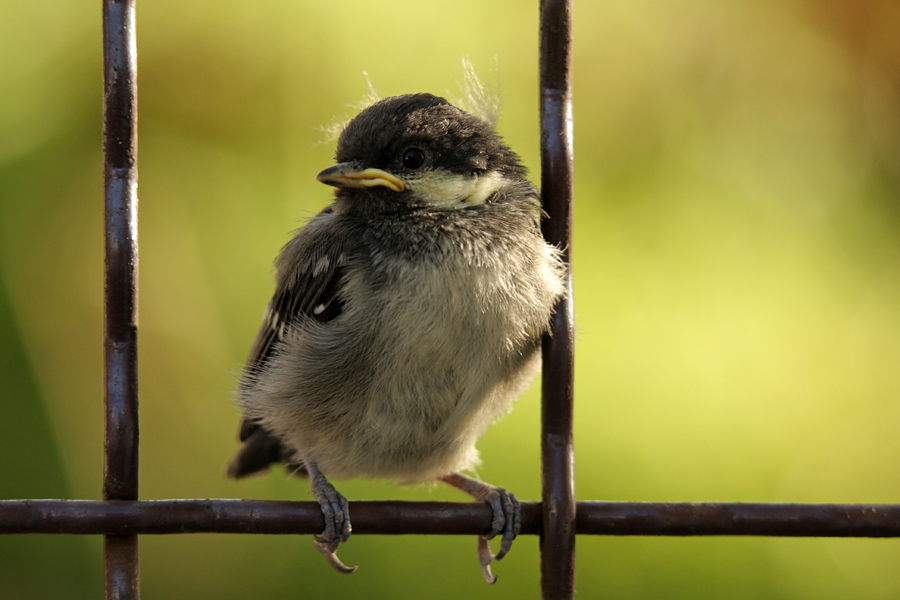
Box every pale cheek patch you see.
[407,170,505,208]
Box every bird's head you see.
[317,93,528,210]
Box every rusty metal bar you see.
[103,0,139,596]
[575,502,900,537]
[0,501,540,536]
[539,0,575,597]
[105,535,140,600]
[4,500,900,537]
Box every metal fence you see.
[2,1,900,599]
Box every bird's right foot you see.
[307,461,356,573]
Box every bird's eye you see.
[401,147,426,170]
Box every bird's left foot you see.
[441,473,521,584]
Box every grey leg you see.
[441,472,521,584]
[305,459,356,574]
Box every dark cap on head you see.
[335,93,524,177]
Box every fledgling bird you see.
[227,92,566,582]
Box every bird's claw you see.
[313,538,358,573]
[477,535,497,584]
[482,486,520,561]
[476,486,520,583]
[314,486,351,546]
[440,474,521,583]
[310,467,356,573]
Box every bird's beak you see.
[316,163,405,193]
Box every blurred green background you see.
[2,0,900,598]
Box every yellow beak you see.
[316,163,405,193]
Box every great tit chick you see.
[227,93,566,583]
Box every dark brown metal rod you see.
[103,0,139,596]
[4,500,900,537]
[575,502,900,537]
[0,501,538,536]
[103,0,139,508]
[539,0,575,598]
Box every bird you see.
[226,92,566,583]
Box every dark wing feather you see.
[227,212,347,479]
[240,262,346,394]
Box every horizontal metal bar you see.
[0,500,535,536]
[2,500,900,537]
[577,501,900,537]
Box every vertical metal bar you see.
[103,0,140,597]
[539,0,575,598]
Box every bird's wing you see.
[241,252,346,390]
[228,208,347,478]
